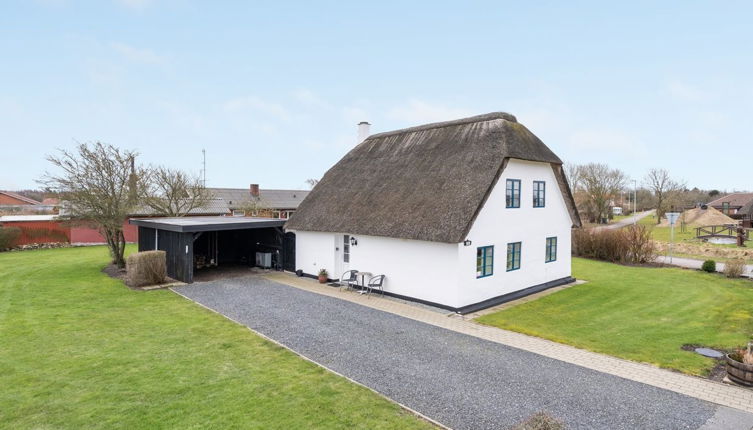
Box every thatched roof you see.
[740,200,753,217]
[286,112,581,243]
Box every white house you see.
[285,112,581,314]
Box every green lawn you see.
[0,246,434,429]
[476,258,753,376]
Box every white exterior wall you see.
[345,234,461,307]
[292,158,573,311]
[459,159,572,307]
[293,230,462,307]
[294,231,336,278]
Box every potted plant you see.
[317,268,328,284]
[726,342,753,387]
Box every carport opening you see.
[131,217,294,284]
[193,227,282,282]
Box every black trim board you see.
[296,273,575,315]
[130,217,285,233]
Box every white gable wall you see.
[458,159,573,307]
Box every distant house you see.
[208,185,309,219]
[707,193,753,215]
[286,112,581,314]
[737,200,753,228]
[0,191,57,215]
[0,191,41,206]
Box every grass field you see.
[0,246,434,429]
[476,258,753,376]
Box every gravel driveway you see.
[175,276,721,430]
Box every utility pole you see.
[202,149,206,187]
[633,179,638,225]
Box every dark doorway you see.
[283,232,296,272]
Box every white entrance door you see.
[334,234,350,279]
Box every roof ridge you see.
[367,112,517,140]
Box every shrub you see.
[0,226,21,250]
[572,225,656,264]
[512,412,565,430]
[701,260,716,273]
[723,259,746,278]
[126,250,167,287]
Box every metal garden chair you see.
[338,270,359,291]
[366,275,385,296]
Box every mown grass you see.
[476,258,753,376]
[0,246,434,429]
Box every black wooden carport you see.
[129,217,294,283]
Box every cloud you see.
[111,42,165,65]
[567,128,648,159]
[386,99,473,124]
[665,81,709,102]
[293,89,331,109]
[115,0,152,10]
[222,96,290,121]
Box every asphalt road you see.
[175,276,728,430]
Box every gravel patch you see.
[175,276,718,430]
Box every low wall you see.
[1,219,138,246]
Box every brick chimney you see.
[250,184,260,198]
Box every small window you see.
[722,202,730,215]
[476,246,494,278]
[506,179,521,208]
[533,181,546,208]
[343,235,350,263]
[507,242,521,271]
[232,210,245,217]
[545,237,557,263]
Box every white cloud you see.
[386,99,473,124]
[567,128,648,159]
[111,42,165,65]
[222,96,290,121]
[293,89,331,109]
[115,0,152,10]
[666,81,709,102]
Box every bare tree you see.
[564,163,582,191]
[576,163,628,224]
[644,168,686,223]
[144,167,211,217]
[41,143,148,267]
[305,178,319,189]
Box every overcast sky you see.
[2,1,751,191]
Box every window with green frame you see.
[533,181,545,208]
[506,179,521,208]
[545,237,557,263]
[476,246,494,278]
[506,242,521,271]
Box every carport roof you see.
[129,216,285,233]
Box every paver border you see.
[262,272,753,414]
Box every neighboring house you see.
[737,200,753,228]
[208,185,310,219]
[707,193,753,215]
[286,112,581,314]
[0,191,41,205]
[0,191,57,215]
